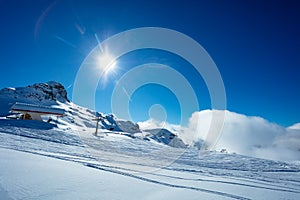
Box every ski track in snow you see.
[2,143,300,200]
[0,145,249,200]
[84,163,251,200]
[1,124,300,200]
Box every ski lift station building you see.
[10,102,65,121]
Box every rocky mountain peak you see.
[28,81,70,102]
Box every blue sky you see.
[0,0,299,126]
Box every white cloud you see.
[288,123,300,130]
[188,110,300,161]
[139,110,300,161]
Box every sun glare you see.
[98,53,117,74]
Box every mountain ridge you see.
[0,81,186,148]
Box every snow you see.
[0,81,69,117]
[97,113,141,133]
[1,148,203,200]
[144,128,186,148]
[10,102,65,115]
[1,82,300,199]
[1,115,300,199]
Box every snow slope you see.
[1,120,300,200]
[0,82,300,199]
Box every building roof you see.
[10,102,64,116]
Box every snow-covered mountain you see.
[0,81,69,104]
[96,112,141,134]
[0,81,184,148]
[144,128,186,148]
[0,81,68,117]
[0,82,300,200]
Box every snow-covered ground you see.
[1,82,300,199]
[1,118,300,200]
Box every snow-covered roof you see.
[10,102,64,115]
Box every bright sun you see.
[98,53,117,74]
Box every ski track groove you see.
[87,161,300,193]
[1,147,250,200]
[1,129,300,199]
[2,145,300,197]
[140,171,300,193]
[83,163,251,200]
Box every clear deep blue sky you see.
[0,0,299,126]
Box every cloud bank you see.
[138,110,300,161]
